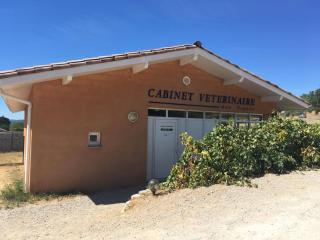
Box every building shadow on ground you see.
[88,185,145,205]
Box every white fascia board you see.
[1,95,21,112]
[0,88,30,112]
[196,48,309,109]
[261,95,284,102]
[0,48,197,90]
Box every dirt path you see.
[1,171,320,240]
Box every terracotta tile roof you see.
[0,43,308,105]
[0,44,196,79]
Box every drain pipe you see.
[0,89,32,192]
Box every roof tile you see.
[0,43,308,105]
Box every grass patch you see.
[0,178,79,208]
[1,179,30,205]
[0,151,23,165]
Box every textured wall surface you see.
[28,61,276,192]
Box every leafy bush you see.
[164,117,320,190]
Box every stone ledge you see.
[121,189,153,213]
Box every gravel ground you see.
[1,171,320,240]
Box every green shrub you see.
[0,179,31,207]
[164,117,320,190]
[0,178,78,208]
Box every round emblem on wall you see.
[182,76,191,86]
[128,112,139,123]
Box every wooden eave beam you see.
[132,61,149,74]
[180,54,198,66]
[224,76,244,86]
[62,75,73,85]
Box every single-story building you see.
[0,42,309,192]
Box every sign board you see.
[147,88,256,111]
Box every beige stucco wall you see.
[27,61,276,192]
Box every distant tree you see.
[10,121,24,132]
[0,116,11,130]
[301,88,320,112]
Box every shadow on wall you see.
[88,185,145,205]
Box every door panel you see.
[204,119,218,135]
[147,112,219,180]
[154,120,177,179]
[147,118,154,181]
[186,119,204,140]
[175,118,187,158]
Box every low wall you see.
[0,131,24,152]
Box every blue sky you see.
[0,0,319,119]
